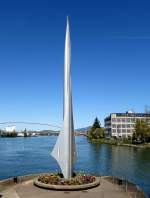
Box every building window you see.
[126,118,130,122]
[117,129,121,133]
[131,118,135,123]
[117,118,121,122]
[122,124,126,128]
[117,125,121,128]
[127,129,131,133]
[122,129,126,133]
[122,118,126,122]
[130,124,134,128]
[112,129,116,133]
[112,124,116,128]
[112,118,116,122]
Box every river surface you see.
[0,136,149,196]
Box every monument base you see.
[33,173,100,190]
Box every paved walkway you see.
[0,178,146,198]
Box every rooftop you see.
[105,113,150,121]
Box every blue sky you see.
[0,0,150,130]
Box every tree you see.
[92,128,105,139]
[88,117,104,139]
[92,117,101,129]
[133,120,150,143]
[24,128,28,137]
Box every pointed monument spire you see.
[51,17,76,179]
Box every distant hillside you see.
[76,126,91,132]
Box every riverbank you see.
[88,138,150,148]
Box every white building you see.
[5,126,16,133]
[104,111,150,138]
[17,132,24,137]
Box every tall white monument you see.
[51,17,76,179]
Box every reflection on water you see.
[0,136,149,196]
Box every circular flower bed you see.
[38,173,96,185]
[34,173,100,190]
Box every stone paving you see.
[0,177,146,198]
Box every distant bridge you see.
[0,121,87,136]
[0,121,61,129]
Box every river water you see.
[0,136,149,196]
